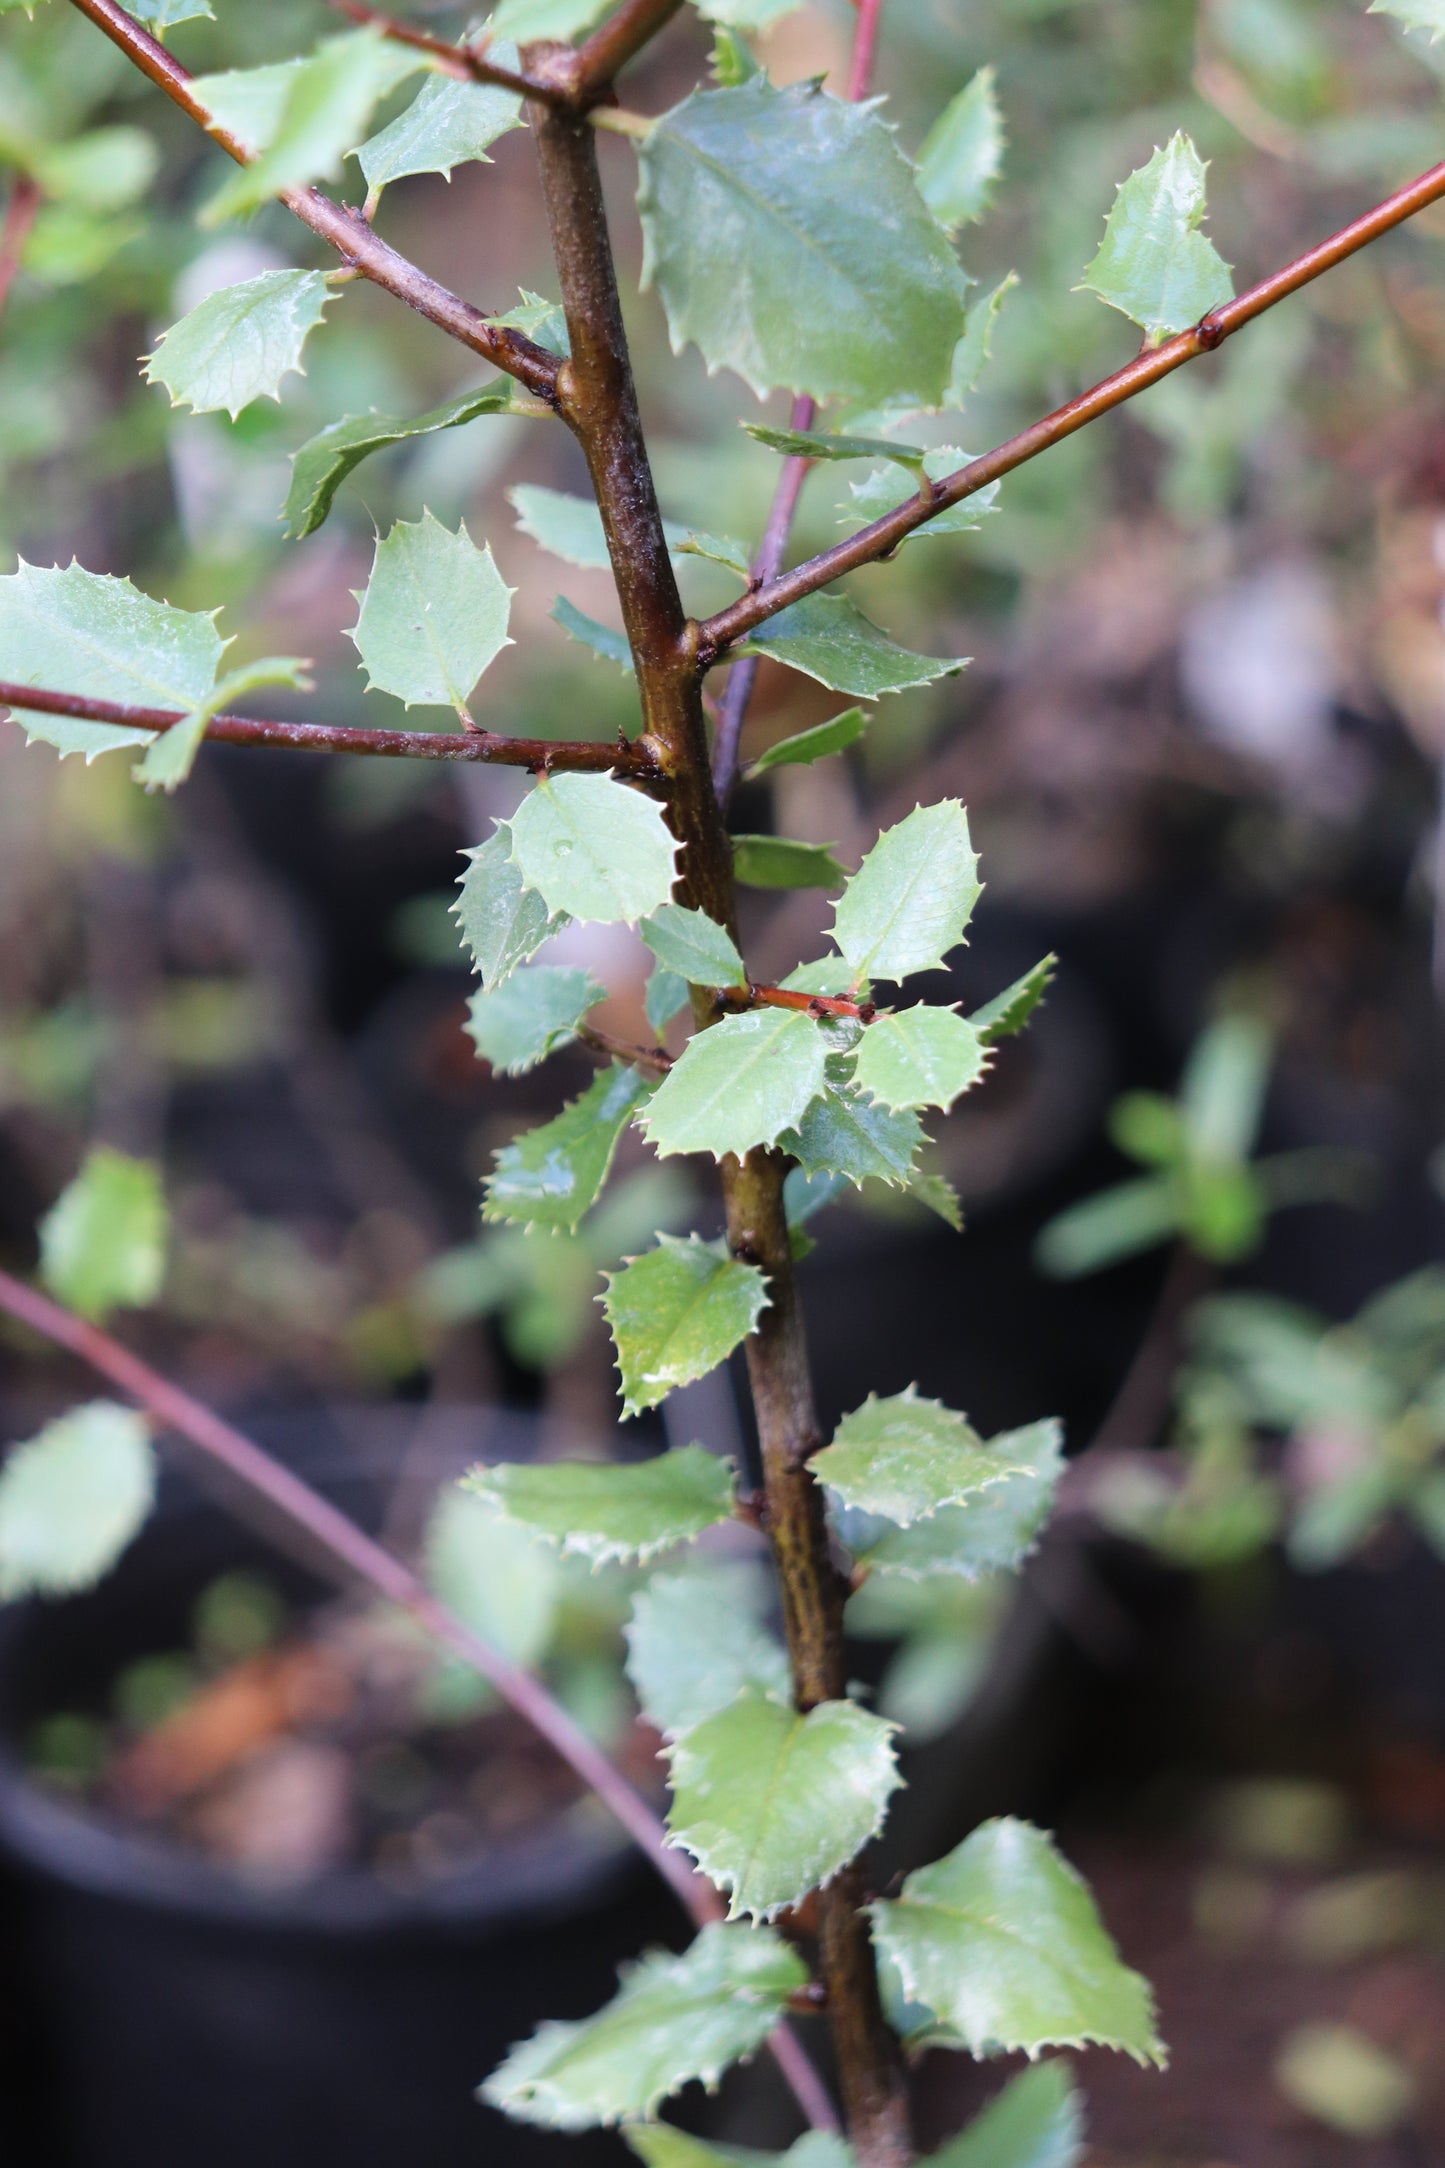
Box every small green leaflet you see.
[1079,132,1233,348]
[917,67,1005,234]
[601,1233,770,1417]
[693,0,803,28]
[0,561,222,764]
[733,836,848,891]
[667,1693,901,1921]
[462,1444,736,1566]
[625,1560,791,1739]
[813,1389,1028,1526]
[737,595,963,699]
[646,965,692,1036]
[496,288,571,356]
[744,424,925,472]
[0,1403,157,1600]
[640,904,746,989]
[355,69,524,195]
[464,964,604,1075]
[511,485,691,571]
[947,271,1018,407]
[971,955,1056,1043]
[1368,0,1445,39]
[38,1147,167,1322]
[638,77,968,407]
[481,1923,807,2130]
[640,1008,828,1160]
[453,823,567,991]
[485,1062,651,1234]
[676,531,753,580]
[551,596,635,672]
[425,1488,558,1669]
[928,2062,1084,2168]
[628,2134,853,2168]
[509,772,677,926]
[490,0,612,35]
[351,513,512,716]
[1033,1176,1179,1280]
[835,802,981,987]
[131,0,214,23]
[783,957,856,997]
[779,1074,924,1190]
[843,451,999,547]
[870,1818,1165,2064]
[135,653,311,792]
[853,1006,988,1113]
[145,270,333,421]
[745,707,867,778]
[284,381,516,540]
[846,1418,1066,1580]
[27,127,159,211]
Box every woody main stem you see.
[529,101,912,2168]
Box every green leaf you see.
[676,530,753,579]
[814,1389,1030,1527]
[1033,1176,1178,1279]
[847,1419,1065,1580]
[1180,1013,1270,1163]
[870,1818,1164,2063]
[927,2061,1084,2168]
[628,2135,852,2168]
[355,68,524,194]
[28,127,159,211]
[351,512,513,716]
[640,904,746,989]
[640,1008,829,1160]
[454,823,568,990]
[551,594,634,671]
[945,271,1018,406]
[1369,0,1445,39]
[970,955,1056,1043]
[780,1074,924,1190]
[481,1922,807,2130]
[842,449,999,547]
[638,77,968,406]
[424,1486,558,1667]
[708,26,762,87]
[510,772,677,927]
[737,594,963,699]
[732,836,848,891]
[495,288,571,355]
[834,802,981,987]
[463,1444,736,1565]
[625,1559,791,1738]
[667,1693,901,1920]
[917,67,1004,234]
[601,1233,770,1416]
[0,560,223,760]
[39,1147,167,1321]
[744,707,867,778]
[490,0,612,35]
[745,424,925,471]
[783,957,856,997]
[134,653,311,792]
[0,1403,157,1600]
[646,965,692,1036]
[130,0,213,24]
[485,1061,651,1233]
[853,1006,987,1113]
[283,381,516,540]
[511,484,690,570]
[144,270,333,421]
[694,0,803,28]
[464,964,604,1075]
[1079,132,1234,347]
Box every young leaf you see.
[551,595,635,671]
[834,802,981,987]
[640,904,746,989]
[1370,0,1445,37]
[485,1062,651,1233]
[946,271,1018,406]
[625,1559,791,1739]
[495,287,571,355]
[464,964,604,1075]
[0,1404,157,1600]
[783,956,857,998]
[638,77,968,406]
[1079,133,1234,348]
[481,1922,807,2129]
[745,423,925,471]
[667,1693,902,1920]
[847,1419,1065,1580]
[779,1078,925,1190]
[640,1009,828,1160]
[842,450,999,546]
[350,512,513,715]
[355,70,524,194]
[853,1007,988,1113]
[463,1444,736,1566]
[490,0,612,34]
[745,707,867,778]
[646,964,692,1036]
[131,0,214,23]
[814,1389,1031,1527]
[134,653,311,792]
[424,1487,558,1668]
[284,381,516,540]
[694,0,803,27]
[601,1233,770,1416]
[676,530,753,580]
[511,485,690,570]
[39,1148,167,1321]
[870,1818,1165,2063]
[970,955,1056,1043]
[917,67,1005,234]
[927,2060,1084,2168]
[144,270,333,420]
[454,823,568,991]
[509,772,677,927]
[732,837,848,891]
[1033,1176,1178,1279]
[737,595,964,699]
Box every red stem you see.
[322,0,547,98]
[845,0,884,102]
[0,175,40,331]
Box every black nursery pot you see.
[0,1415,672,2168]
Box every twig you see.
[845,0,884,102]
[710,395,815,806]
[322,0,549,99]
[571,0,684,102]
[576,1022,673,1073]
[697,151,1445,661]
[0,175,40,333]
[725,984,875,1023]
[0,683,662,779]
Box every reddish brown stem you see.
[575,1022,672,1073]
[322,0,548,96]
[570,0,684,101]
[0,175,40,331]
[845,0,884,101]
[726,984,876,1023]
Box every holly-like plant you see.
[3,0,1445,2161]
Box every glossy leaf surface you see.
[732,836,848,891]
[917,67,1005,233]
[814,1389,1028,1526]
[971,955,1056,1043]
[834,802,981,986]
[640,1008,828,1160]
[454,824,567,991]
[284,382,515,539]
[463,1445,736,1565]
[355,69,524,192]
[928,2061,1084,2168]
[640,904,746,989]
[485,1062,651,1233]
[602,1234,770,1416]
[745,707,867,777]
[351,513,512,714]
[1080,132,1233,346]
[145,269,333,419]
[847,1419,1065,1579]
[510,772,677,925]
[853,1006,987,1112]
[625,1560,791,1739]
[464,965,604,1075]
[737,594,963,698]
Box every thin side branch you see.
[0,683,661,779]
[697,151,1445,661]
[66,0,563,402]
[0,175,40,332]
[570,0,685,102]
[711,392,815,806]
[323,0,550,99]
